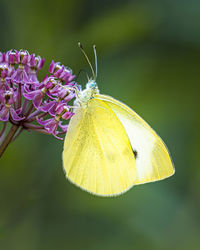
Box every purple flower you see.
[49,60,75,84]
[37,117,68,140]
[0,106,23,122]
[55,103,74,119]
[0,90,24,122]
[0,52,5,63]
[11,66,29,84]
[26,54,45,84]
[28,54,45,70]
[0,49,79,146]
[0,64,9,90]
[24,88,46,108]
[15,50,30,65]
[24,75,58,108]
[40,87,75,116]
[5,50,16,64]
[37,104,74,139]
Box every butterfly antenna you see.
[93,45,98,79]
[78,42,96,81]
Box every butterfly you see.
[62,44,175,197]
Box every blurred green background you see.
[0,0,200,249]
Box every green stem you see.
[0,125,19,158]
[0,122,7,139]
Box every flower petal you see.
[59,122,68,132]
[24,91,38,100]
[10,107,24,121]
[33,92,44,108]
[40,100,56,112]
[0,107,9,121]
[62,112,74,120]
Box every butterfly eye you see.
[86,81,97,89]
[90,82,96,88]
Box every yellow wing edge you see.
[62,153,138,197]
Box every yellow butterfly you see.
[62,44,175,197]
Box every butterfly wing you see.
[95,94,175,185]
[62,98,137,196]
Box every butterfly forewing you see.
[62,98,137,196]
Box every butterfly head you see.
[86,80,98,90]
[74,80,99,106]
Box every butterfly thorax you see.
[75,80,99,107]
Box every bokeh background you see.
[0,0,200,249]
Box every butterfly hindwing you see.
[95,94,175,185]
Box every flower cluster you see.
[0,49,78,141]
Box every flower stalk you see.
[0,124,18,157]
